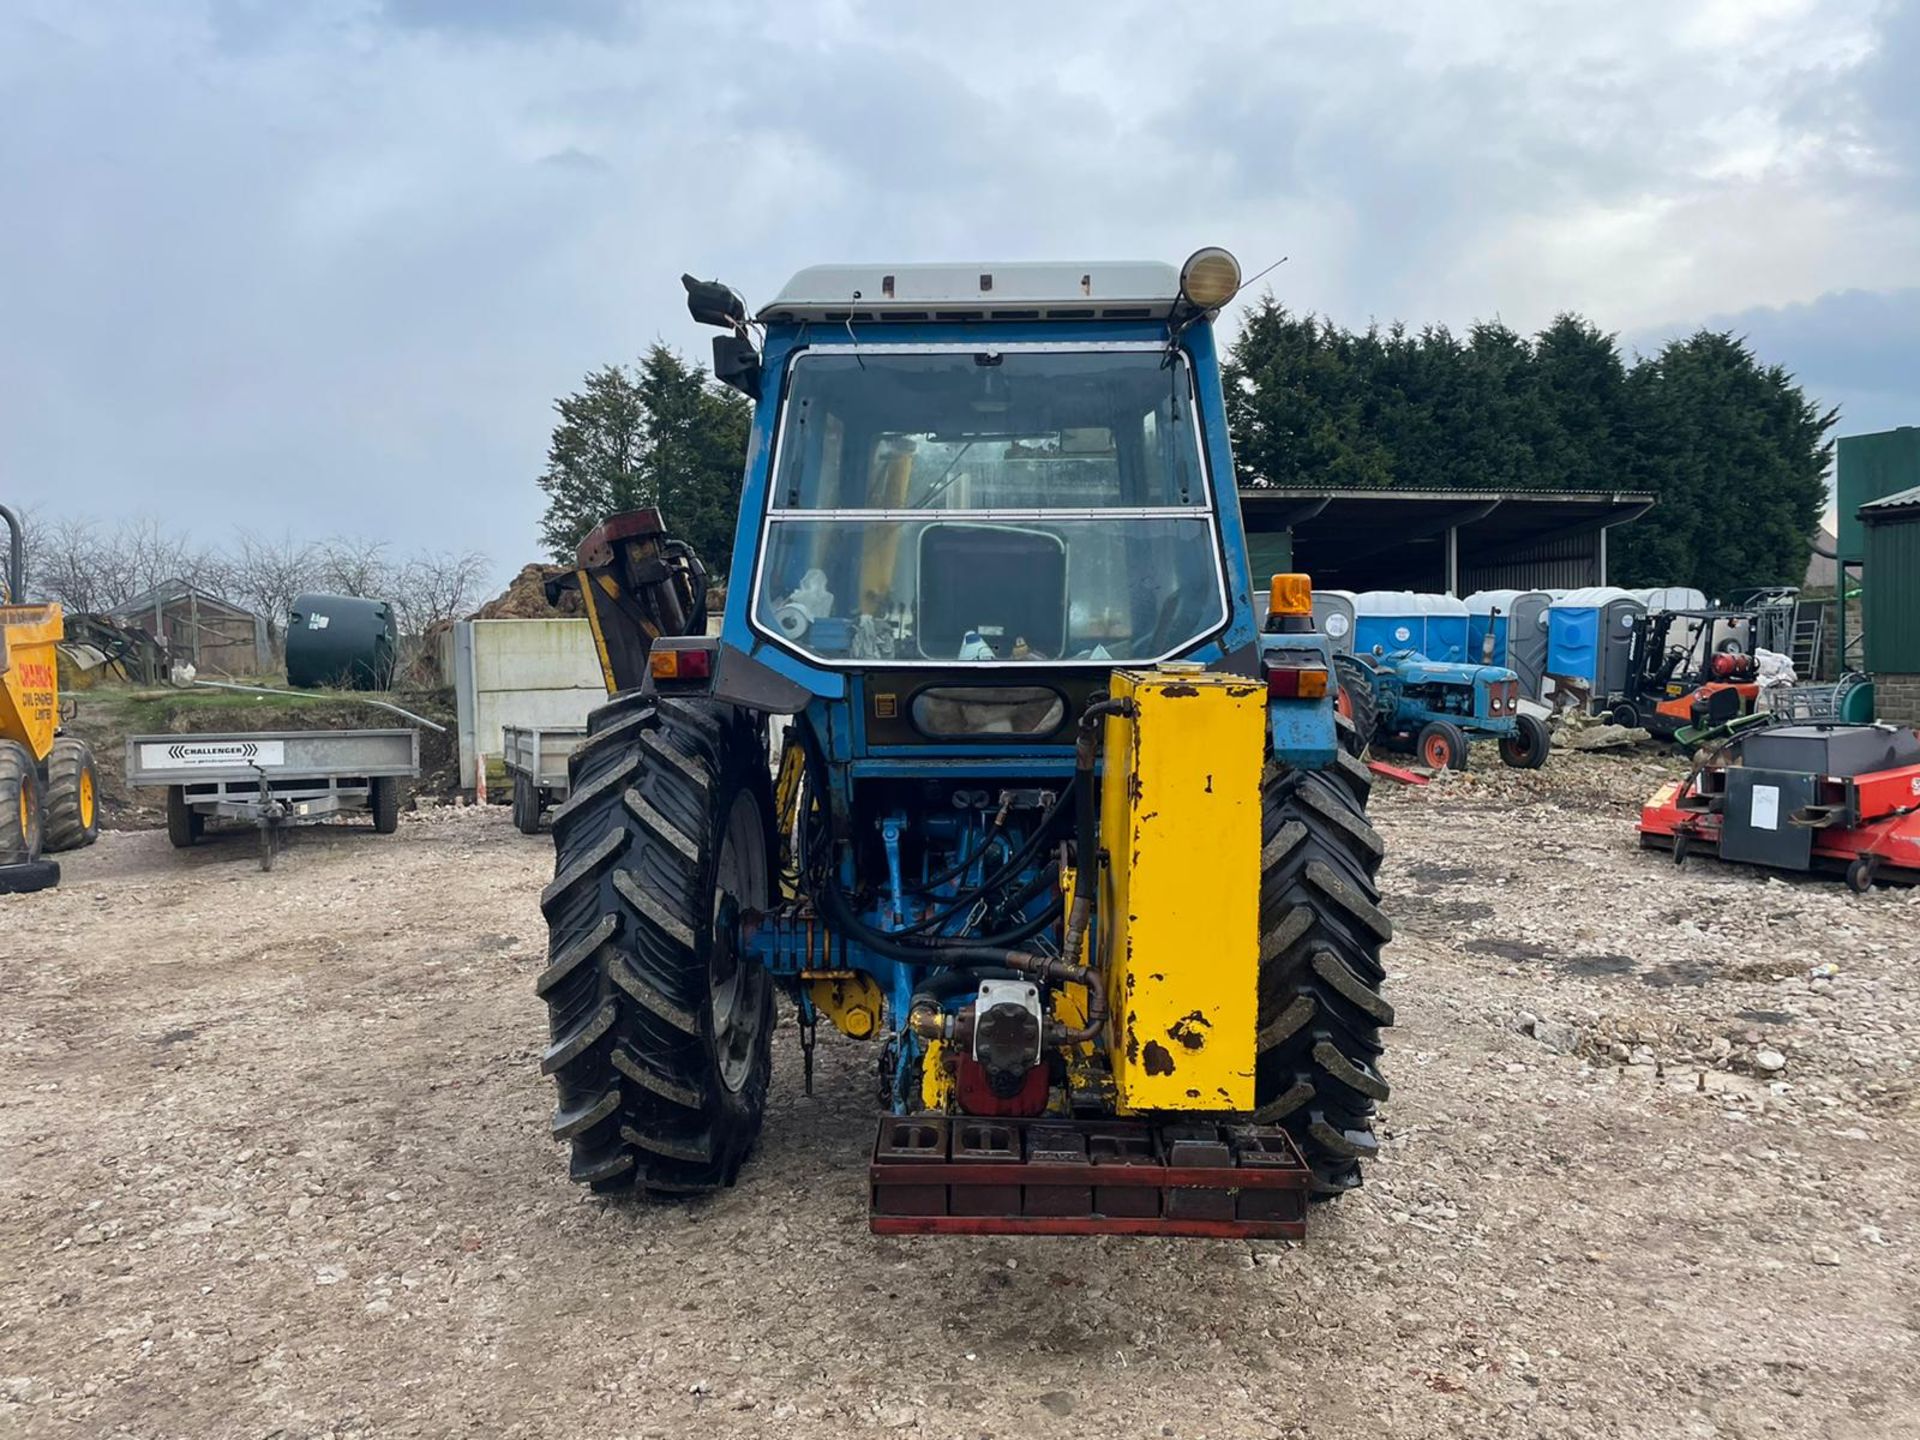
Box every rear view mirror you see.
[683,274,747,330]
[712,335,762,399]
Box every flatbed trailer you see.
[127,728,419,869]
[501,724,586,834]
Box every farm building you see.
[108,581,270,676]
[1238,486,1656,594]
[1861,485,1920,725]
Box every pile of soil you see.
[471,564,581,620]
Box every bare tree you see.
[390,549,491,637]
[229,530,318,655]
[29,512,118,612]
[117,514,228,604]
[314,535,395,599]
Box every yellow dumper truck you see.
[1,504,101,891]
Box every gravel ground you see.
[3,754,1918,1439]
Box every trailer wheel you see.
[1417,719,1469,771]
[0,741,45,863]
[1256,753,1392,1198]
[538,693,777,1196]
[166,786,203,849]
[1498,713,1551,770]
[511,773,542,835]
[43,737,100,851]
[370,776,403,835]
[1846,855,1878,895]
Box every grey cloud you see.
[0,1,1914,586]
[1638,287,1920,439]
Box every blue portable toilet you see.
[1418,594,1471,663]
[1352,592,1428,657]
[1465,590,1516,665]
[1466,589,1552,696]
[1546,587,1645,700]
[1352,592,1470,661]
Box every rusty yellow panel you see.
[1101,668,1264,1111]
[0,604,65,762]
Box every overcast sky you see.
[3,0,1914,586]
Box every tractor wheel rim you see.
[1424,735,1447,767]
[79,769,96,827]
[1335,688,1353,720]
[710,790,770,1094]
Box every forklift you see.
[1611,606,1766,743]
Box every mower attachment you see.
[869,1116,1311,1238]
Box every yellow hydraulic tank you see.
[1100,667,1264,1111]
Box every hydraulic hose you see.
[817,868,1063,965]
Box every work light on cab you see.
[1179,246,1242,311]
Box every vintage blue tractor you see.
[534,252,1395,1236]
[1336,649,1550,771]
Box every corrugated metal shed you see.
[1861,489,1920,672]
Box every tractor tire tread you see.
[0,741,44,863]
[43,736,99,853]
[539,692,774,1198]
[1257,761,1392,1197]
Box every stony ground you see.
[3,751,1917,1439]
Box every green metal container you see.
[1861,495,1920,674]
[1837,427,1920,562]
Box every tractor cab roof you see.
[757,261,1183,324]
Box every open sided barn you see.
[1240,486,1655,594]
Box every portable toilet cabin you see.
[1626,587,1711,659]
[1419,594,1471,663]
[1626,586,1708,614]
[1465,589,1552,696]
[1352,592,1471,661]
[1352,591,1425,658]
[1312,590,1358,656]
[1546,587,1646,702]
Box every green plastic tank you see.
[286,593,398,690]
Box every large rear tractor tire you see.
[0,741,45,864]
[537,692,777,1196]
[43,736,100,852]
[1332,653,1379,757]
[1256,749,1393,1198]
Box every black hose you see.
[909,966,1018,1008]
[819,873,1063,965]
[889,781,1072,935]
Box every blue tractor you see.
[1335,649,1551,771]
[535,252,1395,1235]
